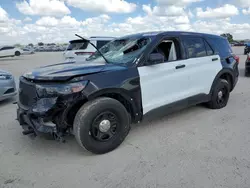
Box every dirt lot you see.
[0,47,250,188]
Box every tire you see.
[207,79,230,109]
[245,69,250,77]
[73,97,131,154]
[15,51,21,56]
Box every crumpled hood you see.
[23,60,126,81]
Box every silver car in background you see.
[0,70,17,101]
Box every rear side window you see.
[204,40,214,56]
[67,42,88,51]
[97,40,110,49]
[1,46,14,50]
[183,37,206,58]
[206,37,232,58]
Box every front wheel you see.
[207,79,230,109]
[73,97,131,154]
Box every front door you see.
[138,38,192,114]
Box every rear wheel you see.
[73,97,131,154]
[245,68,250,77]
[15,51,21,56]
[207,79,230,109]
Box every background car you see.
[0,70,17,101]
[245,54,250,76]
[22,48,35,55]
[234,42,245,47]
[63,36,115,62]
[244,43,250,55]
[0,46,23,58]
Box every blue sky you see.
[0,0,250,44]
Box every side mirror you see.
[148,53,165,65]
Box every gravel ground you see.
[0,47,250,188]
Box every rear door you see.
[138,37,192,114]
[181,37,222,95]
[6,47,15,56]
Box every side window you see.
[3,47,14,50]
[97,41,109,49]
[147,39,178,65]
[183,37,206,58]
[1,47,8,50]
[206,37,233,58]
[204,40,214,56]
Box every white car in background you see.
[0,46,23,58]
[63,36,115,62]
[22,47,35,55]
[0,69,16,101]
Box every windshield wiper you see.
[75,34,109,64]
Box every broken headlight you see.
[36,81,88,97]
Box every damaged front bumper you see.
[16,95,83,140]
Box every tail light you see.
[234,55,240,63]
[248,55,250,61]
[75,52,94,56]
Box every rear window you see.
[204,40,214,56]
[67,42,88,51]
[206,37,232,58]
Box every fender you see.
[84,85,143,123]
[209,67,236,95]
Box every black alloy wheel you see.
[91,111,118,141]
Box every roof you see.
[119,31,223,39]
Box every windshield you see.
[86,36,152,64]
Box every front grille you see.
[4,88,15,94]
[19,77,37,108]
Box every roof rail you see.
[89,36,115,38]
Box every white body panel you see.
[0,49,11,57]
[139,60,191,114]
[185,55,222,95]
[138,55,222,114]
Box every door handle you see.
[212,58,218,61]
[175,64,186,69]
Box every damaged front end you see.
[17,76,88,141]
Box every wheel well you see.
[219,73,233,91]
[65,93,135,126]
[99,93,134,122]
[66,99,88,126]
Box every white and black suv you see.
[17,31,239,154]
